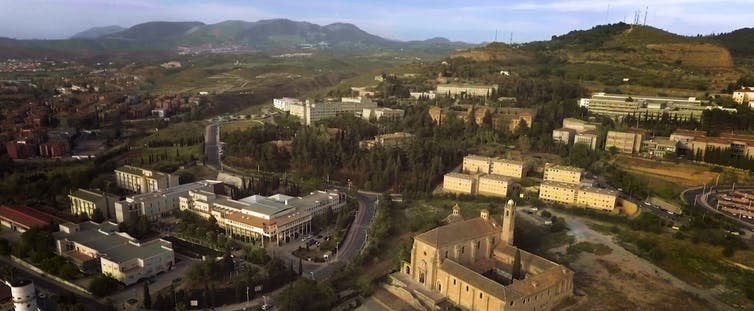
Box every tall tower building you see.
[501,199,515,245]
[8,280,38,311]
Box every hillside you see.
[714,28,754,60]
[70,25,125,39]
[448,23,746,93]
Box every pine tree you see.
[511,248,522,280]
[143,283,152,309]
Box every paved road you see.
[0,257,106,310]
[681,185,754,230]
[204,123,221,169]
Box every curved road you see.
[681,185,754,230]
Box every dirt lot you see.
[614,156,719,187]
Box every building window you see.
[466,286,469,291]
[480,293,483,299]
[453,279,456,285]
[461,246,465,254]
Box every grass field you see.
[221,120,263,132]
[136,121,206,146]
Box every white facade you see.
[289,99,378,125]
[733,87,754,105]
[8,280,37,311]
[273,97,302,111]
[361,107,405,121]
[114,165,179,194]
[113,180,222,223]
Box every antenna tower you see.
[643,6,648,25]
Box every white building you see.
[180,189,346,245]
[54,221,174,286]
[289,98,378,125]
[409,91,436,100]
[361,107,405,121]
[733,87,754,106]
[273,97,302,111]
[8,280,37,311]
[113,180,223,223]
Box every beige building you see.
[576,187,618,211]
[443,173,477,195]
[605,129,647,154]
[54,221,174,285]
[477,174,511,198]
[436,84,497,97]
[69,189,118,220]
[491,158,528,179]
[397,201,574,310]
[552,128,576,145]
[670,129,754,159]
[114,165,179,194]
[732,87,754,105]
[539,181,579,205]
[579,92,713,121]
[359,132,414,150]
[543,164,582,185]
[463,155,493,174]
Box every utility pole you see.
[643,6,648,26]
[494,29,498,42]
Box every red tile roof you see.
[0,205,52,229]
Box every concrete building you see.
[553,118,599,150]
[410,91,436,100]
[54,221,174,285]
[113,180,223,223]
[0,206,53,233]
[443,173,477,195]
[575,187,618,212]
[552,128,576,145]
[8,280,37,311]
[436,84,497,97]
[579,92,714,121]
[114,165,179,194]
[641,137,678,158]
[272,97,302,111]
[69,188,118,220]
[462,155,493,174]
[361,107,405,121]
[179,189,345,245]
[477,174,511,198]
[732,87,754,106]
[397,201,573,310]
[491,158,529,179]
[574,132,598,150]
[359,132,414,150]
[605,129,647,154]
[670,129,754,159]
[539,181,579,206]
[289,98,379,125]
[543,164,583,185]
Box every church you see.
[397,200,573,311]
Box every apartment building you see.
[436,84,496,97]
[443,173,477,195]
[543,164,583,185]
[68,189,118,220]
[359,132,414,150]
[113,180,224,223]
[477,174,511,198]
[491,158,529,179]
[289,98,379,125]
[605,129,647,154]
[114,165,179,194]
[539,181,579,205]
[576,187,618,211]
[462,155,493,174]
[179,189,345,245]
[272,97,301,111]
[732,87,754,106]
[54,221,174,285]
[579,93,714,121]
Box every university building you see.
[552,118,599,150]
[54,221,174,285]
[179,189,346,245]
[539,181,618,212]
[113,180,224,223]
[288,97,379,125]
[444,172,512,199]
[579,92,718,121]
[543,164,582,185]
[462,155,529,179]
[393,201,574,310]
[114,165,179,194]
[436,84,497,97]
[68,188,119,220]
[605,129,647,154]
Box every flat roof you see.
[126,180,221,201]
[445,172,475,180]
[541,180,580,189]
[545,164,583,173]
[464,154,493,161]
[102,239,172,263]
[480,174,513,181]
[234,195,294,216]
[579,187,618,196]
[69,188,106,202]
[492,158,525,165]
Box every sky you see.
[1,0,753,43]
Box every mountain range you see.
[0,19,473,58]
